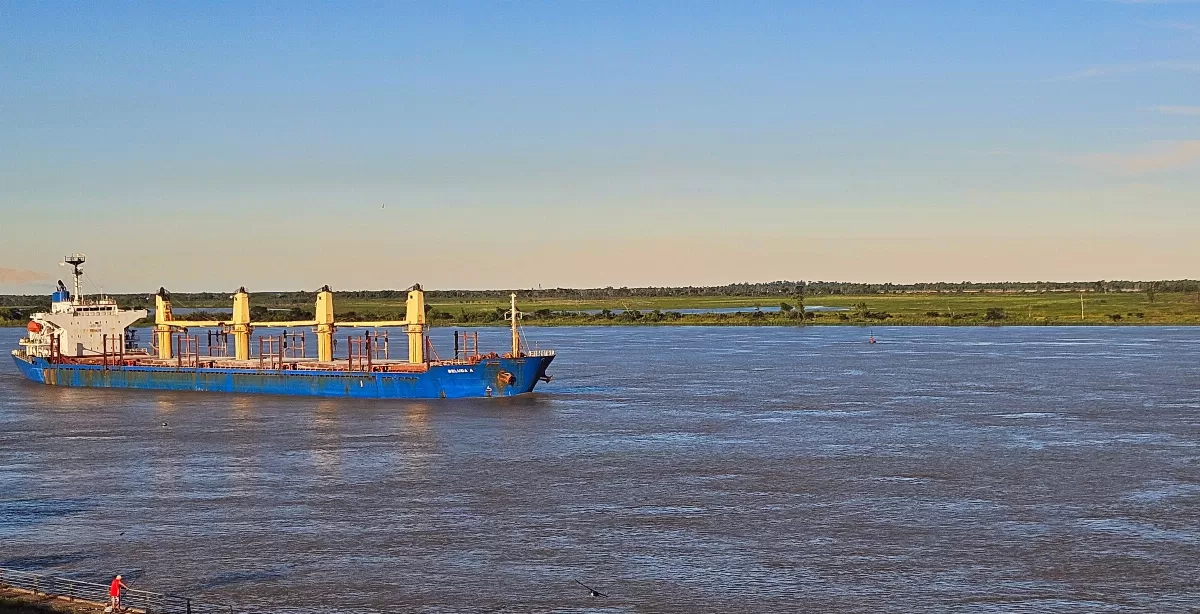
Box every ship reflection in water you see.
[1,326,1197,612]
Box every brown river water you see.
[1,326,1198,612]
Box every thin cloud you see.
[1163,21,1200,32]
[1140,20,1200,35]
[1051,60,1200,81]
[0,267,48,285]
[1148,105,1200,116]
[1080,140,1200,173]
[1108,0,1200,4]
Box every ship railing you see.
[525,349,556,357]
[17,338,49,349]
[0,567,234,614]
[436,358,477,366]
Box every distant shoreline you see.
[3,321,1198,328]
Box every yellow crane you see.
[154,285,426,363]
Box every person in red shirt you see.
[109,575,128,610]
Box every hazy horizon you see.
[2,2,1198,294]
[0,273,1194,297]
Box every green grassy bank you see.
[5,291,1198,327]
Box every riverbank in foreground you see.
[0,591,98,614]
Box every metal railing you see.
[0,567,233,614]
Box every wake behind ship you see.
[11,255,554,399]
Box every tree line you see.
[2,278,1198,311]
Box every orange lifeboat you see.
[27,321,42,333]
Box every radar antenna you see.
[64,253,86,303]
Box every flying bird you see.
[574,579,607,598]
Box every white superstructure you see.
[18,255,147,358]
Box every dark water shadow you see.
[0,551,95,570]
[192,565,298,591]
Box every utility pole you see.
[1080,292,1085,321]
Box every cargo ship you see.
[11,255,554,399]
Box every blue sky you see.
[2,1,1198,292]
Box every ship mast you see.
[509,293,520,356]
[64,254,86,304]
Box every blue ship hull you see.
[11,353,554,399]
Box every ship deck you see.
[32,347,552,373]
[41,353,520,373]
